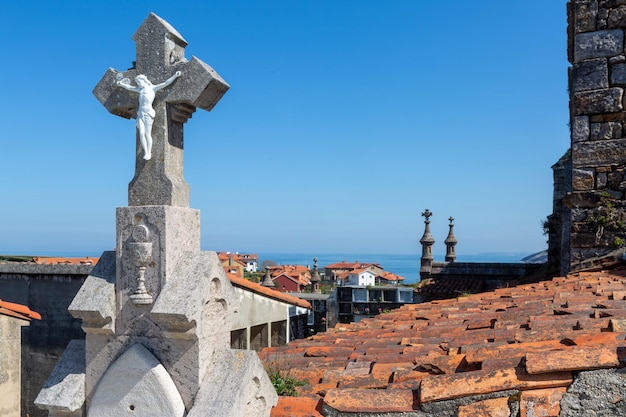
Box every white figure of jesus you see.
[116,71,182,160]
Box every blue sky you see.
[0,1,569,257]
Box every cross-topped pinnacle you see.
[421,209,432,224]
[93,13,229,207]
[448,216,454,225]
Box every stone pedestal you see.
[36,207,277,415]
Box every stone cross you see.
[94,13,229,207]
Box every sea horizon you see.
[1,249,544,285]
[255,251,542,285]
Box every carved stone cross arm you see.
[93,13,229,207]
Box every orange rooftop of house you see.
[32,256,99,265]
[261,262,626,416]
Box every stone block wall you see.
[0,263,87,417]
[549,150,572,275]
[566,0,626,268]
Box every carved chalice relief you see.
[127,224,154,305]
[115,71,182,161]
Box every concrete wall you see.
[0,263,88,417]
[0,315,29,417]
[231,286,309,350]
[566,0,626,269]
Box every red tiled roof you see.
[0,299,41,321]
[217,252,257,264]
[380,271,405,282]
[349,268,375,275]
[324,261,382,270]
[228,274,311,310]
[32,256,99,265]
[324,261,362,269]
[268,265,311,286]
[334,271,350,280]
[261,265,626,416]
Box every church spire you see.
[420,209,435,276]
[444,216,458,262]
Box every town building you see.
[266,264,311,292]
[328,285,416,326]
[217,251,259,276]
[227,274,310,351]
[324,261,383,284]
[345,268,376,286]
[218,252,246,278]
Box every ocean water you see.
[2,249,536,285]
[257,252,534,285]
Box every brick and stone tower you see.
[564,1,626,270]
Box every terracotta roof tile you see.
[32,256,99,265]
[458,396,510,417]
[270,396,323,417]
[519,387,566,417]
[380,271,405,281]
[261,266,626,415]
[323,388,416,414]
[420,368,573,403]
[525,345,621,374]
[0,299,41,321]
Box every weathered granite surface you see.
[93,13,229,207]
[559,369,626,417]
[34,340,85,417]
[37,12,276,417]
[88,344,185,417]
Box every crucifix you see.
[94,13,229,207]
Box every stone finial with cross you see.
[94,13,229,207]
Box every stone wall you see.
[427,261,544,288]
[0,263,88,417]
[566,0,626,270]
[0,315,29,417]
[549,150,572,275]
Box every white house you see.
[237,253,259,273]
[346,268,376,286]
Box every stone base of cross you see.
[93,13,229,207]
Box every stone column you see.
[420,209,435,278]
